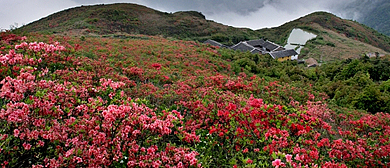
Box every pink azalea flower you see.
[23,142,32,150]
[13,129,20,137]
[285,154,292,163]
[272,159,283,168]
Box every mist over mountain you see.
[330,0,383,20]
[328,0,389,36]
[356,0,390,36]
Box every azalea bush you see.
[0,34,199,167]
[1,32,390,168]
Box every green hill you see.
[17,3,259,44]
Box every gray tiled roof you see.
[269,49,298,59]
[246,39,265,47]
[203,39,225,47]
[250,48,263,54]
[212,39,297,59]
[262,41,280,51]
[230,42,255,52]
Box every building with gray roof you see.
[246,39,266,48]
[269,49,298,60]
[230,41,255,52]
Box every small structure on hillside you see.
[365,52,385,58]
[250,48,263,54]
[269,49,298,62]
[230,41,265,54]
[246,39,266,48]
[231,41,255,52]
[203,38,298,61]
[305,58,318,67]
[203,39,229,48]
[261,41,284,52]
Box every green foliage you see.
[218,46,390,113]
[317,57,390,113]
[353,85,384,112]
[211,33,229,42]
[85,18,99,24]
[100,9,127,21]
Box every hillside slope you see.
[256,12,390,61]
[17,4,390,61]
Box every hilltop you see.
[17,3,259,44]
[17,3,390,62]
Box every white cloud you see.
[0,0,79,30]
[206,5,289,29]
[206,1,330,29]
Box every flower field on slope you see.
[1,32,390,167]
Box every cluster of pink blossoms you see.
[0,38,202,167]
[14,41,65,53]
[1,41,65,66]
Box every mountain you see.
[17,3,390,61]
[358,0,390,36]
[17,3,259,45]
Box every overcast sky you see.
[0,0,381,31]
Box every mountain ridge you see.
[16,3,390,61]
[17,3,257,42]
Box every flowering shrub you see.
[1,32,390,167]
[0,34,199,167]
